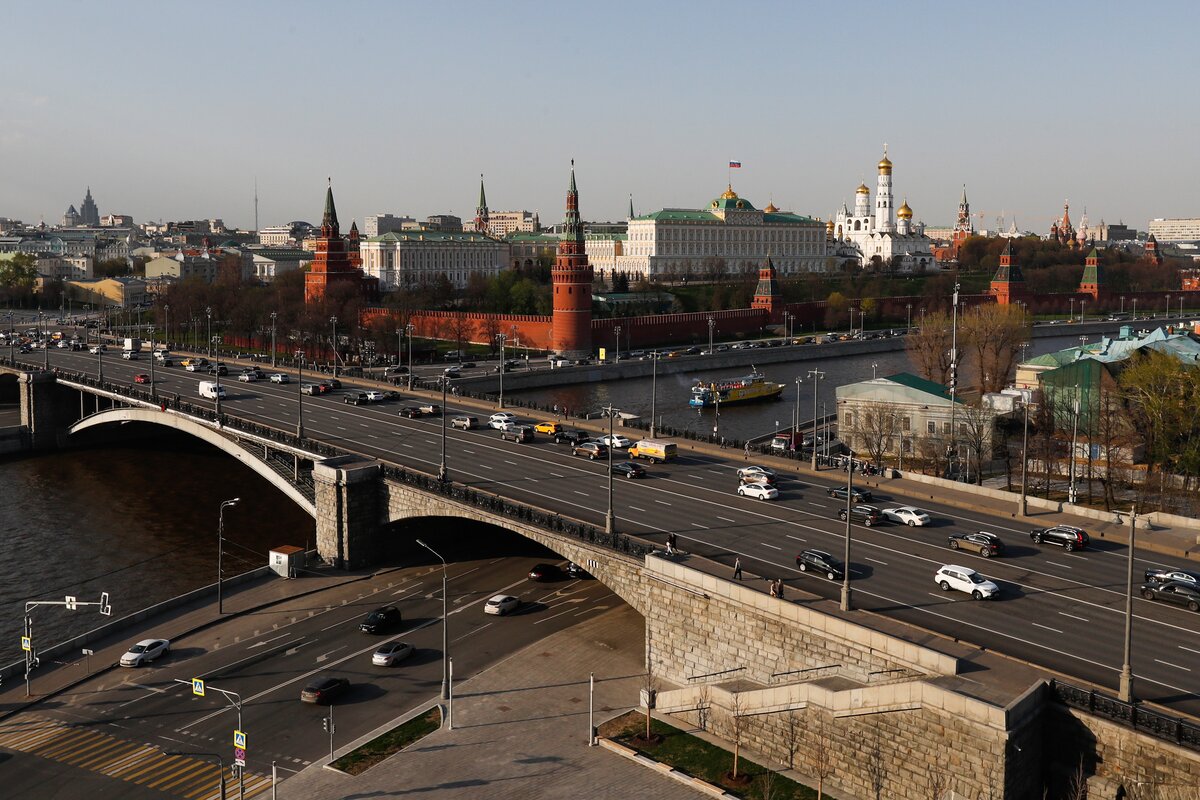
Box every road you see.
[14,344,1200,718]
[0,537,618,799]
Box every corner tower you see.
[305,180,364,305]
[989,240,1026,306]
[552,161,593,358]
[751,255,783,323]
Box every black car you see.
[795,549,843,580]
[1029,525,1090,551]
[207,364,228,376]
[359,605,403,634]
[300,675,350,704]
[528,563,563,581]
[554,429,591,446]
[344,392,369,405]
[1143,567,1200,586]
[401,406,424,418]
[611,461,646,479]
[828,486,872,503]
[1140,581,1200,612]
[327,378,342,390]
[837,504,881,526]
[948,531,1005,557]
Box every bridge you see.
[2,350,1199,798]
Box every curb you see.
[598,737,737,799]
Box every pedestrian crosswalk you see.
[0,715,273,798]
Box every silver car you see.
[371,641,415,666]
[120,638,170,667]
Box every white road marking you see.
[629,505,645,512]
[1179,645,1200,655]
[574,491,589,497]
[1045,561,1073,569]
[550,472,564,478]
[1031,623,1063,634]
[786,534,806,542]
[246,633,292,649]
[504,460,519,466]
[1154,659,1191,672]
[452,623,492,643]
[692,523,709,529]
[716,516,737,523]
[463,449,475,454]
[655,500,672,506]
[336,426,347,431]
[760,542,782,550]
[708,470,724,475]
[809,502,824,507]
[865,557,889,566]
[316,646,347,663]
[1059,612,1089,622]
[400,443,413,448]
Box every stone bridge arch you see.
[69,407,317,517]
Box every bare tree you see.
[906,310,953,385]
[757,768,778,800]
[957,402,996,485]
[729,691,746,780]
[846,401,897,469]
[696,684,711,732]
[811,712,833,800]
[1065,757,1087,800]
[782,708,801,771]
[927,765,948,800]
[960,303,1030,394]
[642,638,658,742]
[863,724,887,800]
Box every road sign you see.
[192,678,205,697]
[234,747,246,768]
[65,595,77,611]
[233,730,246,749]
[20,636,30,652]
[82,648,94,656]
[100,592,111,616]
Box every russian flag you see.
[728,160,741,168]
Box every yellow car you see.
[535,421,561,435]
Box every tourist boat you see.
[688,370,784,408]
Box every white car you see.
[484,594,520,615]
[120,638,170,667]
[883,506,932,527]
[89,345,105,354]
[443,366,461,378]
[737,483,779,501]
[600,434,632,449]
[237,372,259,382]
[121,351,137,360]
[489,412,517,429]
[934,565,999,600]
[737,465,777,481]
[371,641,415,666]
[365,390,385,402]
[186,363,205,372]
[269,373,289,383]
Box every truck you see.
[123,338,142,353]
[627,439,677,463]
[198,380,226,400]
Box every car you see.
[548,356,570,368]
[237,372,259,382]
[882,506,932,527]
[572,441,608,460]
[119,638,170,667]
[1139,581,1200,612]
[417,404,441,416]
[934,565,1000,600]
[442,350,462,361]
[364,390,385,402]
[133,373,151,384]
[489,412,517,429]
[89,344,107,354]
[186,362,206,372]
[534,421,561,435]
[611,461,646,479]
[505,359,522,369]
[484,594,519,615]
[300,675,350,704]
[795,549,844,580]
[443,366,462,378]
[528,563,564,581]
[738,465,777,481]
[326,378,342,390]
[383,365,408,377]
[269,373,289,383]
[371,641,415,666]
[401,406,424,418]
[947,531,1005,557]
[501,425,534,442]
[1143,567,1200,586]
[1029,525,1090,551]
[600,434,632,449]
[837,504,882,526]
[300,382,321,395]
[315,381,333,393]
[207,364,228,376]
[460,361,477,369]
[566,562,590,579]
[828,486,872,503]
[554,429,591,446]
[344,392,369,405]
[245,367,266,379]
[451,415,479,430]
[738,482,780,501]
[359,605,403,634]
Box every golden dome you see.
[825,219,835,231]
[855,182,870,194]
[877,155,893,171]
[720,184,738,200]
[897,200,913,219]
[764,201,778,213]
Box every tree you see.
[729,691,746,781]
[959,303,1030,394]
[782,708,800,771]
[906,310,953,385]
[642,637,658,742]
[957,402,996,485]
[846,401,897,469]
[863,723,887,800]
[0,253,38,289]
[811,712,832,800]
[696,684,711,732]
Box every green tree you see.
[0,254,38,288]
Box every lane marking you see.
[1045,561,1073,570]
[550,472,564,478]
[760,542,782,551]
[716,516,737,523]
[655,500,672,506]
[1154,659,1191,672]
[1059,612,1089,622]
[629,506,645,512]
[865,557,889,566]
[692,523,709,529]
[574,491,589,497]
[1031,623,1063,634]
[786,534,806,542]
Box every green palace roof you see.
[367,231,500,244]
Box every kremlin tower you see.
[551,162,593,359]
[989,240,1026,306]
[304,181,369,305]
[474,174,490,234]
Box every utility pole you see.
[649,351,659,438]
[948,283,960,477]
[496,332,506,408]
[808,369,824,469]
[604,404,618,534]
[1068,384,1081,506]
[270,311,277,368]
[840,452,854,612]
[1119,507,1137,702]
[1018,396,1031,517]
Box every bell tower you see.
[551,161,593,358]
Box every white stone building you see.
[360,230,509,290]
[832,150,938,272]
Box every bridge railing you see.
[1048,679,1200,752]
[380,463,652,559]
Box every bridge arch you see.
[69,407,317,517]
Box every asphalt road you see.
[18,344,1200,718]
[0,539,618,799]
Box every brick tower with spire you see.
[951,184,973,256]
[1143,234,1163,266]
[474,174,489,234]
[1079,247,1103,300]
[751,255,784,323]
[989,240,1026,306]
[305,180,365,304]
[551,161,593,358]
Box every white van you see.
[198,381,227,400]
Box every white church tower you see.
[875,146,894,234]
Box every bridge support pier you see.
[19,371,61,452]
[313,455,382,569]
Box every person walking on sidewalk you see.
[733,557,743,581]
[665,533,677,556]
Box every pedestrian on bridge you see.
[733,557,742,581]
[665,533,677,556]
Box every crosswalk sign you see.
[233,730,246,749]
[192,678,205,697]
[20,636,30,652]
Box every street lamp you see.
[496,332,507,408]
[840,447,855,612]
[1132,297,1138,317]
[649,351,660,438]
[205,306,212,359]
[871,362,878,379]
[1164,295,1170,320]
[1119,507,1137,702]
[1080,300,1086,323]
[164,753,225,800]
[97,342,104,382]
[1018,394,1031,517]
[329,316,338,377]
[164,303,170,348]
[438,377,449,482]
[270,311,277,368]
[793,376,802,441]
[1067,384,1081,506]
[296,350,306,439]
[405,323,415,390]
[613,325,621,363]
[603,404,619,534]
[808,369,824,469]
[217,498,241,614]
[415,538,450,700]
[906,303,912,332]
[948,283,961,474]
[707,316,715,355]
[1069,298,1074,323]
[1120,296,1125,315]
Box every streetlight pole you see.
[406,323,414,391]
[1132,298,1138,317]
[1164,295,1170,320]
[948,283,960,476]
[793,376,802,442]
[613,325,621,363]
[206,306,213,359]
[329,316,338,377]
[439,377,448,482]
[1069,298,1074,323]
[707,316,714,355]
[496,332,506,408]
[97,344,104,382]
[415,539,449,700]
[217,498,240,614]
[1018,395,1031,516]
[1067,384,1081,505]
[650,351,660,438]
[906,303,912,332]
[296,351,305,439]
[1119,506,1137,702]
[270,311,277,368]
[808,369,824,469]
[840,449,855,612]
[604,404,618,535]
[1120,296,1125,315]
[164,303,169,348]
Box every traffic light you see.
[322,717,329,732]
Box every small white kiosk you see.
[269,545,305,578]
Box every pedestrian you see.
[666,533,677,555]
[721,435,726,449]
[775,579,785,600]
[743,442,750,461]
[769,579,779,598]
[733,557,743,581]
[554,403,560,418]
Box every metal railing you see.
[1048,680,1200,752]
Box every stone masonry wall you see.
[314,457,381,569]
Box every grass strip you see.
[331,707,441,775]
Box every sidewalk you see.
[282,605,708,800]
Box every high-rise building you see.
[79,187,100,227]
[1147,218,1200,243]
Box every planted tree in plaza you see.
[728,691,747,782]
[810,711,833,800]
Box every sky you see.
[2,0,1196,234]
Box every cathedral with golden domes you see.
[831,148,938,272]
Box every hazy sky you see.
[2,1,1195,233]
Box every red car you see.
[133,374,151,384]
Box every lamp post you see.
[1179,296,1184,319]
[1069,298,1075,323]
[1120,296,1125,315]
[217,498,241,614]
[1068,384,1081,506]
[1118,507,1137,702]
[871,362,878,379]
[613,325,621,363]
[415,539,450,700]
[405,323,414,390]
[1018,394,1031,516]
[707,316,715,355]
[329,316,338,377]
[604,404,618,534]
[840,448,855,612]
[948,283,960,475]
[650,350,660,438]
[1132,297,1138,317]
[296,351,305,439]
[270,311,277,368]
[808,369,824,469]
[438,377,448,482]
[793,376,802,440]
[1164,295,1170,320]
[1080,299,1086,323]
[97,342,104,382]
[42,316,49,371]
[6,312,13,363]
[906,303,912,332]
[496,332,507,408]
[164,303,169,348]
[206,306,213,359]
[165,753,224,800]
